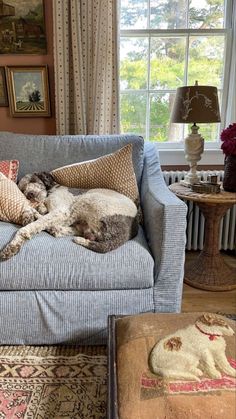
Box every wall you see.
[0,0,56,135]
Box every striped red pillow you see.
[0,160,19,182]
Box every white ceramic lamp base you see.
[181,124,204,186]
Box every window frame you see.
[119,0,233,156]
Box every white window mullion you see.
[182,14,190,142]
[147,0,151,29]
[220,31,232,129]
[225,0,233,28]
[145,0,151,140]
[121,89,177,94]
[120,29,228,37]
[220,0,233,129]
[186,0,190,28]
[146,34,151,141]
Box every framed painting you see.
[0,67,8,106]
[0,0,46,54]
[6,65,51,117]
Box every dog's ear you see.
[198,313,229,328]
[35,172,56,190]
[18,173,33,191]
[30,174,41,183]
[199,313,215,326]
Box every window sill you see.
[158,147,224,167]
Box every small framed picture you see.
[0,67,8,106]
[6,65,51,117]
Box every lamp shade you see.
[171,84,221,124]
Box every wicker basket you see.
[223,155,236,192]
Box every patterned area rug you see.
[0,345,107,419]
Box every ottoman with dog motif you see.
[108,313,236,419]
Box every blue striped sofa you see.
[0,132,187,345]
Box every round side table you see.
[169,183,236,291]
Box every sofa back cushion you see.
[0,132,144,186]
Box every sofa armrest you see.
[141,143,187,312]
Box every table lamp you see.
[171,81,221,185]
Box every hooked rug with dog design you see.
[115,312,236,419]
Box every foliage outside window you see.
[119,0,230,143]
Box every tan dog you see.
[150,313,235,381]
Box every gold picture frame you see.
[6,65,51,117]
[0,67,8,106]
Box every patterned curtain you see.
[53,0,119,135]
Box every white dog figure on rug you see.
[149,313,236,381]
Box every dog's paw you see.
[73,237,90,247]
[47,226,63,237]
[0,243,20,261]
[192,376,201,382]
[208,370,222,380]
[192,368,203,377]
[21,210,37,226]
[33,212,42,220]
[37,203,48,215]
[224,368,236,378]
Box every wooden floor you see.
[182,251,236,314]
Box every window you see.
[119,0,232,145]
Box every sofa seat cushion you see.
[0,222,154,291]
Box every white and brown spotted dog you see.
[0,172,139,260]
[149,313,235,381]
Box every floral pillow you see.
[0,160,19,182]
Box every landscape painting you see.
[0,67,8,106]
[6,66,51,117]
[0,0,46,54]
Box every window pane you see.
[150,37,186,89]
[150,0,188,29]
[120,93,147,138]
[120,38,148,90]
[120,0,148,29]
[150,93,183,142]
[188,36,225,88]
[184,123,221,142]
[189,0,225,29]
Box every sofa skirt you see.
[0,289,154,345]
